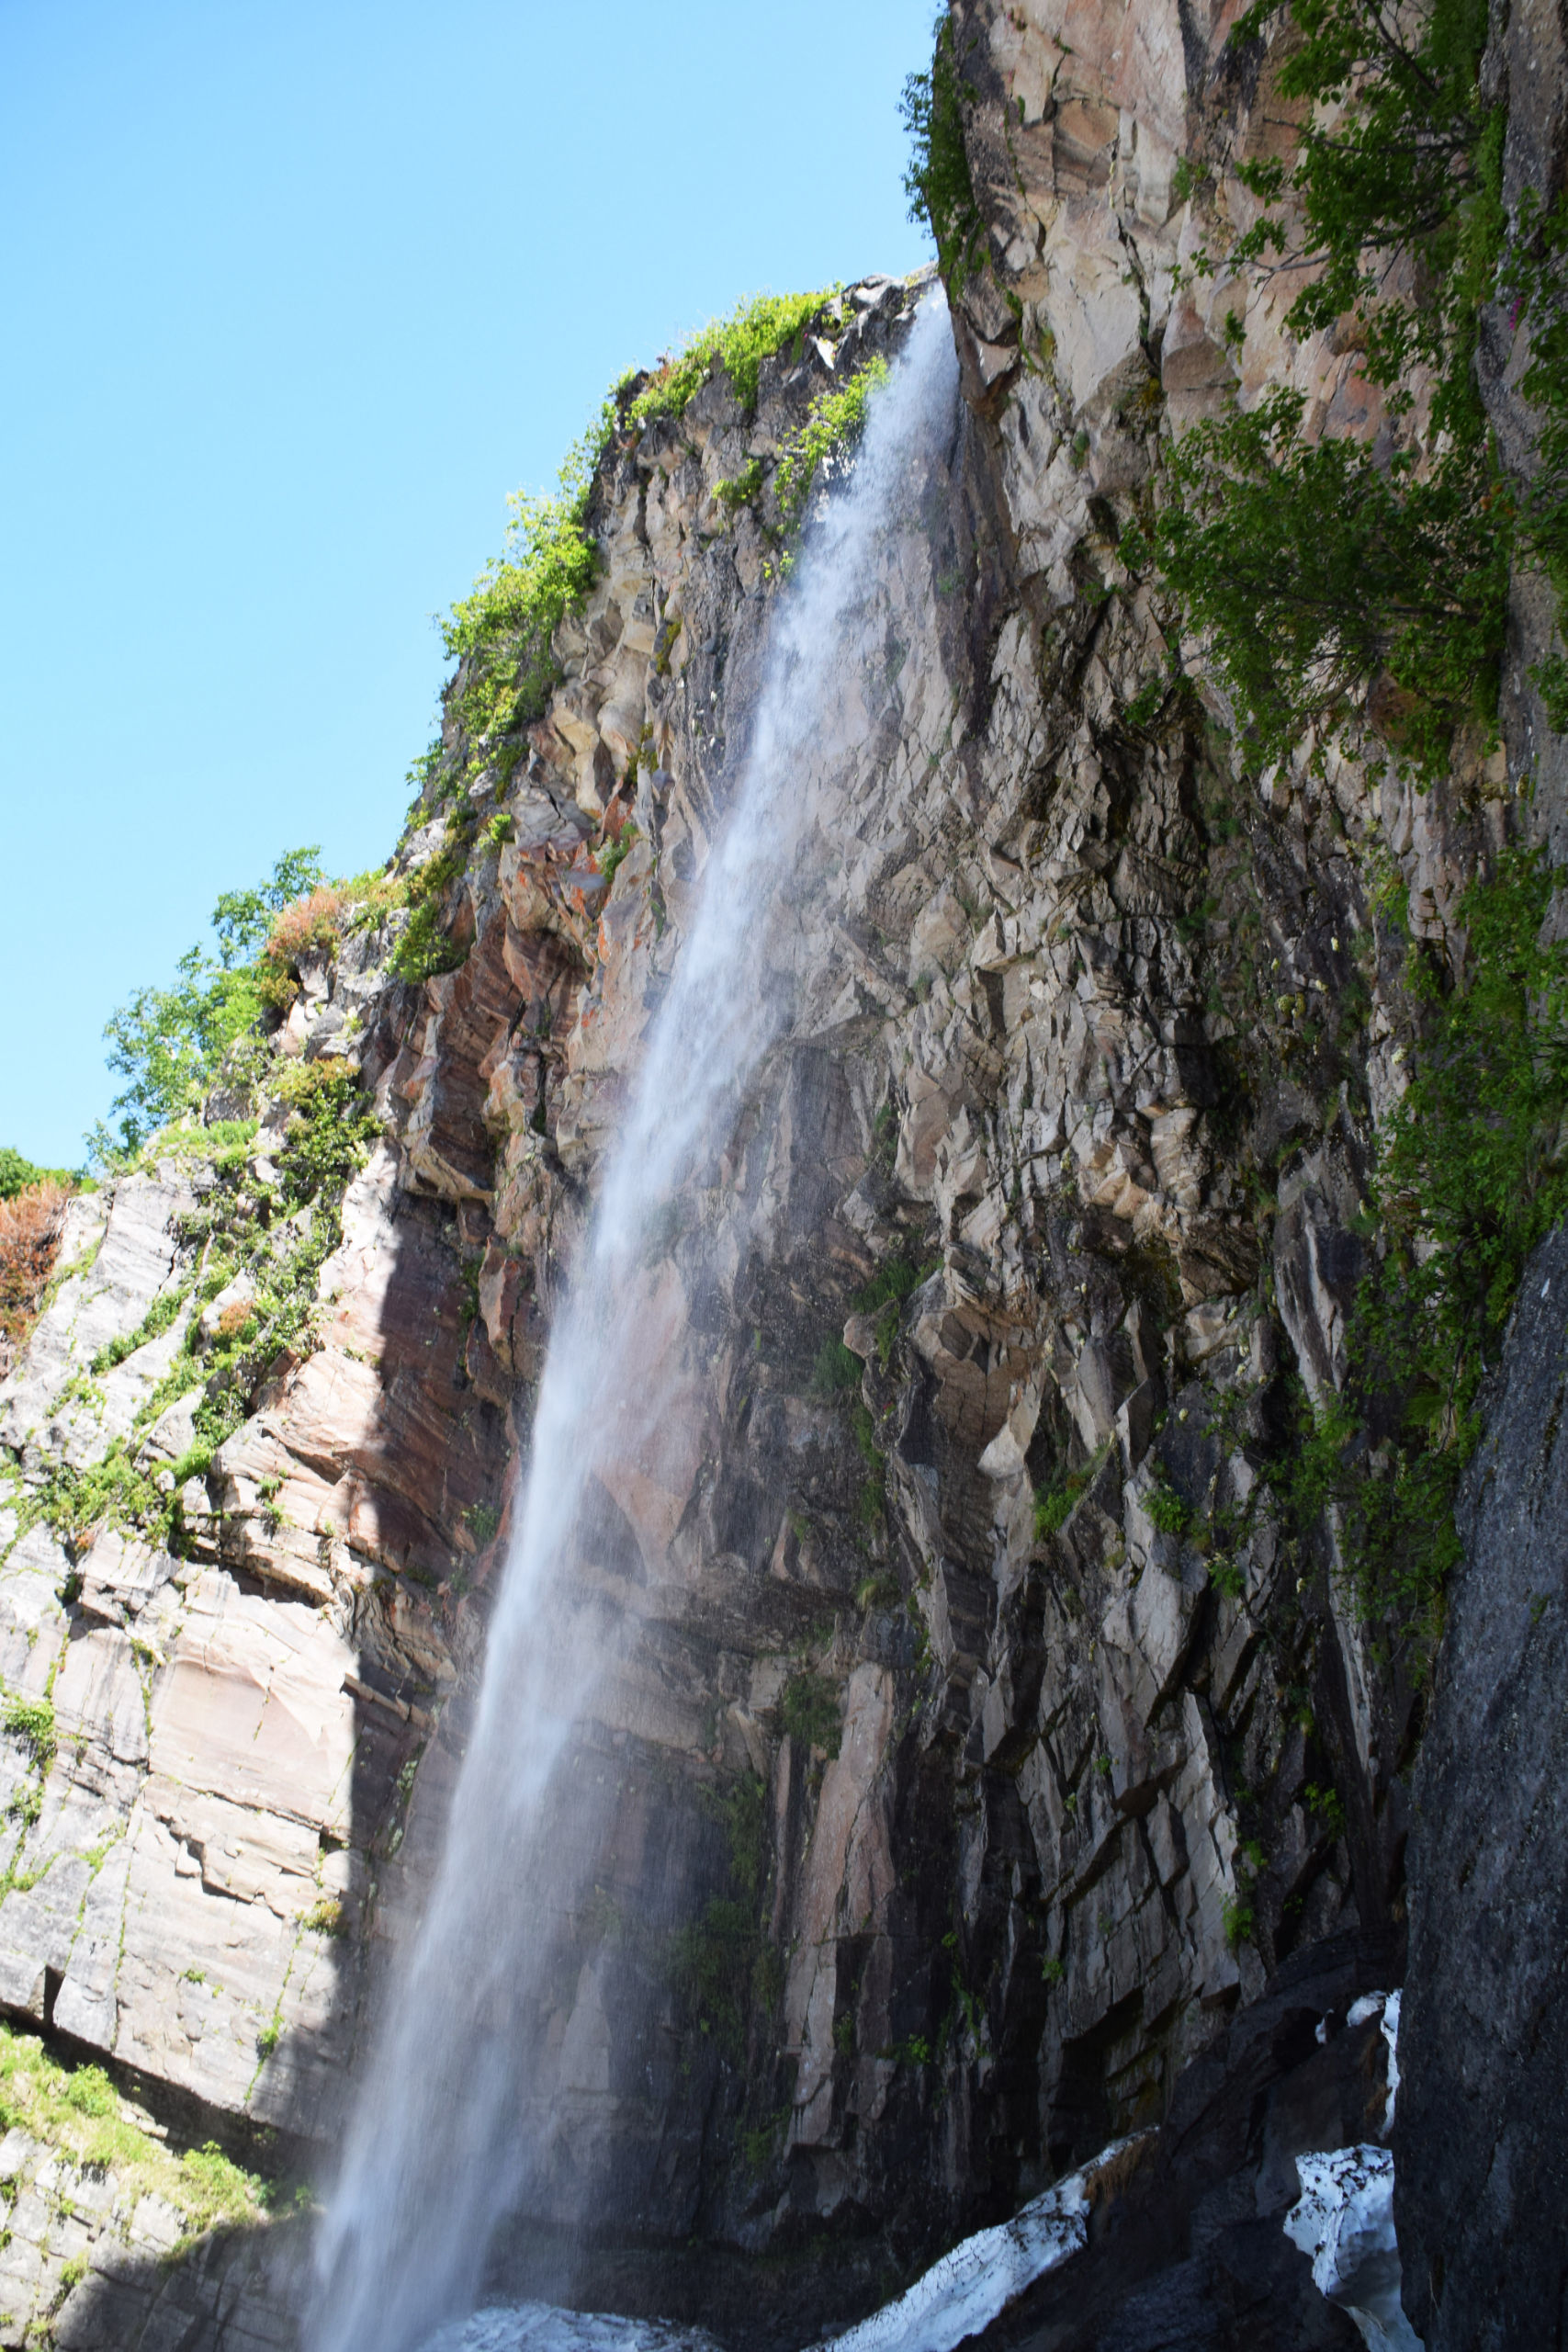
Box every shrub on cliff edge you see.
[627,289,833,426]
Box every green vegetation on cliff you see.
[628,289,833,424]
[435,288,841,794]
[1137,0,1568,767]
[440,455,605,746]
[0,2022,274,2232]
[87,847,409,1167]
[898,0,1568,1639]
[1287,851,1568,1623]
[1110,0,1568,1629]
[773,356,891,537]
[1138,389,1508,772]
[901,10,984,288]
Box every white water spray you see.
[308,292,959,2352]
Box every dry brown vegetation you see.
[0,1181,72,1374]
[256,885,348,1008]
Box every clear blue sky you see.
[0,0,934,1167]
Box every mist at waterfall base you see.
[307,293,960,2352]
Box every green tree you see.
[89,847,324,1163]
[1134,387,1507,769]
[1225,0,1495,385]
[1134,0,1565,773]
[0,1149,73,1200]
[210,845,327,967]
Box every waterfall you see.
[307,290,960,2352]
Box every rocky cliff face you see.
[1,0,1563,2344]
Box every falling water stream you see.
[308,291,959,2352]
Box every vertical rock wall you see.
[1393,0,1568,2339]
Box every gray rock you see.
[1397,1222,1568,2348]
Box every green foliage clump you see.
[1032,1442,1111,1541]
[780,1671,842,1758]
[702,1770,768,1903]
[810,1336,863,1396]
[37,1085,376,1564]
[387,834,472,987]
[389,901,467,987]
[714,458,764,514]
[772,358,890,538]
[900,11,985,288]
[0,1149,73,1200]
[36,1442,165,1551]
[1502,193,1568,726]
[89,1282,187,1376]
[627,291,831,427]
[1,1693,55,1815]
[1223,1890,1258,1950]
[1138,0,1568,774]
[254,879,400,1009]
[1145,1482,1191,1537]
[850,1255,931,1316]
[852,1252,937,1371]
[433,291,829,789]
[90,846,325,1162]
[270,1066,381,1210]
[595,821,637,889]
[1137,388,1507,772]
[62,2064,115,2118]
[1032,1485,1074,1539]
[0,2026,272,2233]
[1225,0,1494,381]
[441,480,602,746]
[1282,852,1568,1627]
[1382,850,1568,1357]
[851,1400,888,1531]
[668,1770,778,2064]
[2,1693,54,1771]
[463,1501,502,1549]
[1304,1781,1348,1837]
[739,2110,789,2173]
[667,1897,758,2062]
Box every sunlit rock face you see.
[3,0,1566,2342]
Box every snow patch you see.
[814,2158,1106,2352]
[1380,1986,1402,2131]
[421,2145,1120,2352]
[423,2310,718,2352]
[1281,1987,1420,2349]
[421,2140,1123,2352]
[1284,2146,1422,2351]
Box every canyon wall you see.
[0,0,1563,2344]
